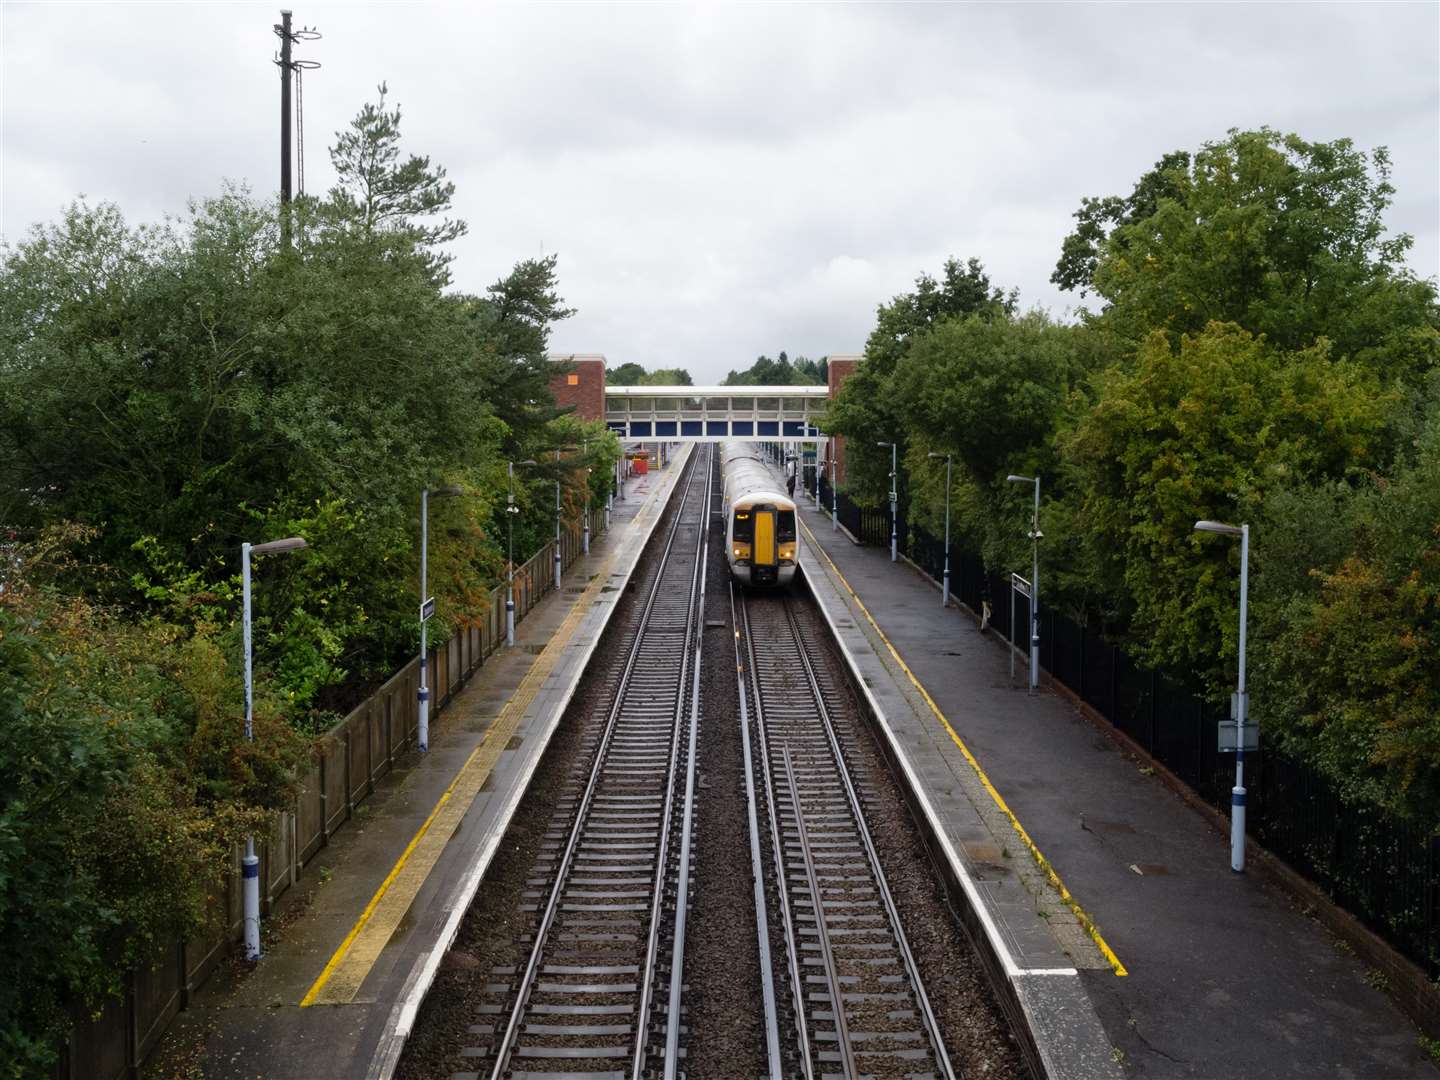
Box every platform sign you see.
[1218,721,1260,753]
[420,596,436,622]
[1010,572,1031,600]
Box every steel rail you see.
[486,449,710,1080]
[661,446,716,1071]
[740,589,957,1080]
[781,744,859,1078]
[727,577,785,1080]
[783,595,957,1080]
[739,596,817,1080]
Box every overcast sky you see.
[3,2,1437,384]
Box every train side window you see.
[733,510,753,542]
[778,510,796,541]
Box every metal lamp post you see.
[553,445,582,588]
[877,441,898,562]
[553,449,563,591]
[418,485,463,753]
[812,437,823,512]
[928,453,953,607]
[830,444,838,532]
[506,460,538,647]
[1195,519,1251,873]
[1006,474,1042,692]
[240,534,308,961]
[581,438,592,555]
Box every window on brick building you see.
[567,374,579,385]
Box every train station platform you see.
[152,447,693,1080]
[792,496,1438,1079]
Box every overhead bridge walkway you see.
[605,383,829,441]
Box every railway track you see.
[470,447,713,1079]
[735,589,956,1080]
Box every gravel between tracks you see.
[681,481,767,1078]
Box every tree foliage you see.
[328,82,466,256]
[722,350,826,385]
[834,130,1439,823]
[606,362,693,386]
[826,257,1019,506]
[1054,129,1438,381]
[0,87,611,1066]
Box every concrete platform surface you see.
[157,447,692,1080]
[794,493,1438,1080]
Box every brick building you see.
[825,355,861,484]
[548,354,607,422]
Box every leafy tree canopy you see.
[328,82,466,262]
[1058,322,1395,677]
[722,350,827,385]
[1053,128,1439,379]
[605,362,692,386]
[827,257,1018,504]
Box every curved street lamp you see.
[507,460,538,647]
[928,452,953,607]
[241,534,308,962]
[877,441,898,562]
[1006,474,1041,692]
[418,485,463,753]
[1195,519,1251,873]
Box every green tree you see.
[827,258,1017,505]
[1251,380,1440,820]
[640,366,692,385]
[1058,322,1394,676]
[327,82,466,255]
[1054,129,1438,381]
[722,352,826,385]
[606,361,648,385]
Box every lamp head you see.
[1194,520,1243,536]
[1006,474,1035,484]
[927,452,949,460]
[876,441,893,448]
[251,536,307,556]
[431,485,464,498]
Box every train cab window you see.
[777,510,796,542]
[732,510,753,542]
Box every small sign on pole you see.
[420,596,436,622]
[1218,721,1259,753]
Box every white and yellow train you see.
[720,441,799,588]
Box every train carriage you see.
[720,441,798,587]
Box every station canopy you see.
[605,384,829,442]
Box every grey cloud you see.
[3,1,1436,384]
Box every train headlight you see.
[779,542,796,563]
[732,543,751,561]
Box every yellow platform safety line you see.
[800,518,1128,977]
[301,529,632,1007]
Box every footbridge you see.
[604,384,828,441]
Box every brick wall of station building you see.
[826,355,861,484]
[548,355,607,422]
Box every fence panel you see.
[133,943,182,1063]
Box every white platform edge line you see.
[796,525,1078,984]
[367,445,695,1080]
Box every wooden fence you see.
[57,507,605,1080]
